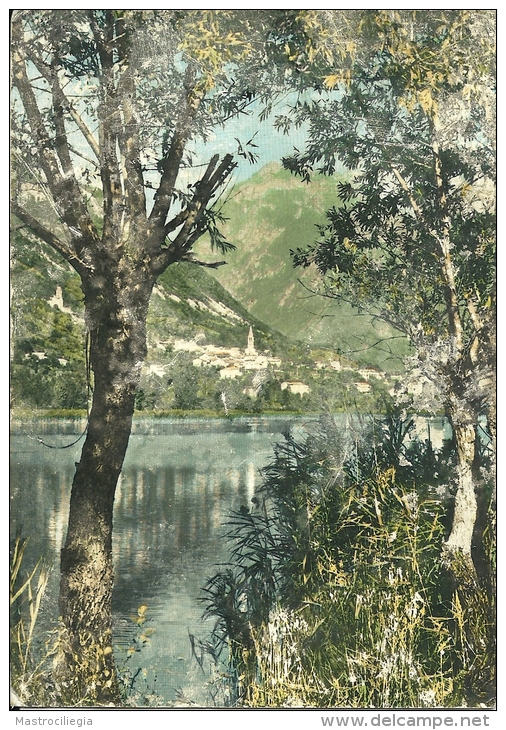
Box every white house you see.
[220,366,242,380]
[281,381,311,396]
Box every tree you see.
[10,9,305,704]
[279,10,496,579]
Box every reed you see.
[10,538,161,707]
[200,412,496,708]
[10,538,54,706]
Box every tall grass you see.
[200,412,495,708]
[10,538,54,706]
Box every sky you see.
[191,97,310,184]
[170,91,314,194]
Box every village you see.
[164,325,389,398]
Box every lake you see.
[10,416,316,705]
[10,414,450,706]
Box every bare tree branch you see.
[431,132,464,350]
[181,255,227,269]
[115,57,147,219]
[67,143,100,169]
[11,19,99,249]
[164,209,189,236]
[170,154,236,251]
[87,10,125,238]
[148,67,204,232]
[11,201,88,275]
[67,105,101,161]
[391,166,423,218]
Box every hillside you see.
[197,162,410,373]
[10,229,294,411]
[10,163,409,415]
[11,225,397,415]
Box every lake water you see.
[10,416,317,705]
[10,414,451,706]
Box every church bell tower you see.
[246,325,256,355]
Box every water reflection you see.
[10,415,452,705]
[10,417,297,705]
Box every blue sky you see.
[190,95,312,184]
[143,104,310,208]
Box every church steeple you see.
[246,325,256,355]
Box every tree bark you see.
[56,261,154,705]
[442,382,485,583]
[444,417,478,565]
[12,11,241,707]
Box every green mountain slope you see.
[11,227,396,416]
[149,261,287,355]
[198,163,410,372]
[11,166,404,415]
[10,231,314,413]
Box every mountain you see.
[10,165,404,415]
[9,228,299,412]
[197,162,410,373]
[148,261,287,356]
[11,225,396,416]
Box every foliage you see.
[284,12,495,355]
[10,9,317,211]
[279,10,496,426]
[117,605,162,707]
[10,230,88,410]
[11,9,495,706]
[200,413,495,707]
[11,10,335,705]
[277,9,495,572]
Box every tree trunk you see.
[444,417,478,567]
[56,263,153,705]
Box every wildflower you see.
[406,592,425,619]
[409,666,418,679]
[377,654,397,679]
[404,491,419,514]
[283,696,304,707]
[419,688,437,706]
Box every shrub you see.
[200,412,495,707]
